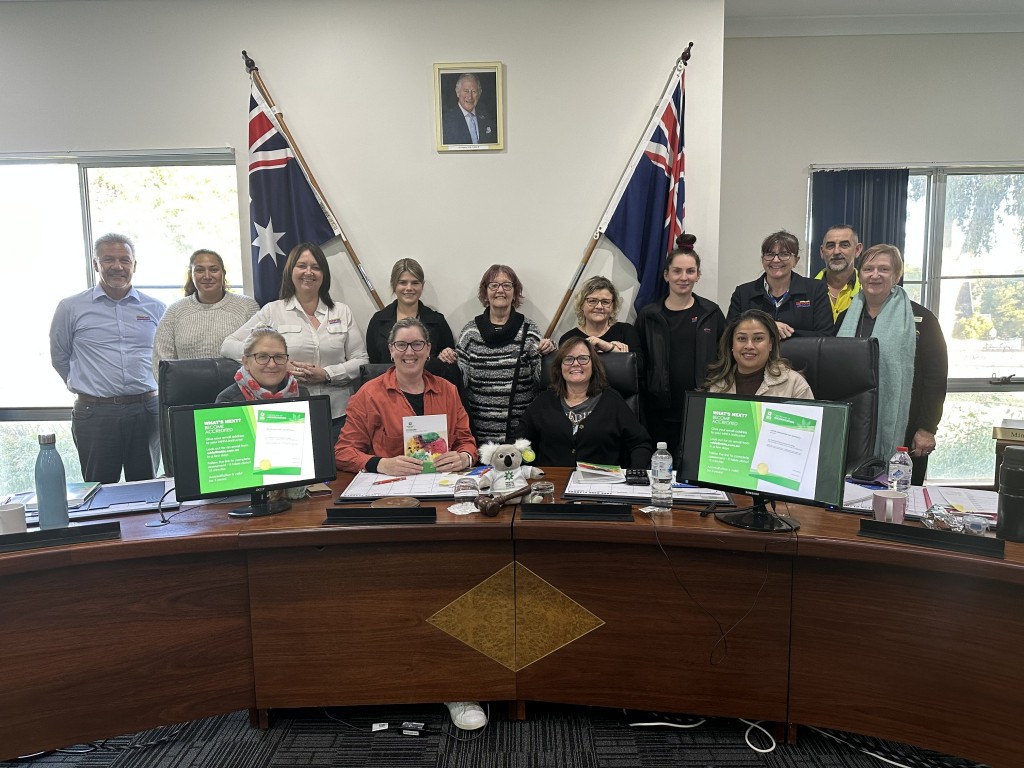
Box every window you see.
[0,151,240,495]
[904,169,1024,485]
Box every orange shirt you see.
[334,368,477,472]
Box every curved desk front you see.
[0,469,1020,767]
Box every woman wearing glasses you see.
[222,242,368,445]
[726,230,833,339]
[335,317,476,476]
[517,338,651,468]
[558,276,641,353]
[455,265,555,444]
[635,234,726,454]
[216,326,308,403]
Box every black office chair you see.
[356,361,466,404]
[357,363,394,390]
[539,351,641,418]
[780,336,880,473]
[158,357,240,476]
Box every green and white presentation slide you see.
[698,398,823,499]
[194,401,312,494]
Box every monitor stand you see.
[228,489,292,518]
[714,495,800,533]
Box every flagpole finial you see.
[680,42,694,66]
[242,50,258,74]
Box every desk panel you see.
[790,556,1023,768]
[247,538,517,707]
[0,551,253,760]
[514,531,792,721]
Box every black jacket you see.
[635,294,725,410]
[516,388,653,469]
[365,300,461,391]
[727,271,834,336]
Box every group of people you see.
[48,225,948,729]
[50,225,948,490]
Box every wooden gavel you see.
[474,485,532,517]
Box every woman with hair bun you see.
[635,233,726,454]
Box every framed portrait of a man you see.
[434,62,504,152]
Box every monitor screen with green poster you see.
[169,395,336,517]
[677,391,850,520]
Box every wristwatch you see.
[324,370,333,385]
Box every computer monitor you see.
[677,391,850,532]
[169,395,336,518]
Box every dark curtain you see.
[809,169,909,274]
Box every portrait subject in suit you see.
[434,64,503,151]
[441,73,496,145]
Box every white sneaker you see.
[445,701,487,730]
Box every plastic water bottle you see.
[887,446,912,493]
[35,434,69,530]
[650,442,674,511]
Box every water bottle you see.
[887,446,912,493]
[650,442,673,511]
[35,434,69,530]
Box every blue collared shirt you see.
[50,285,166,397]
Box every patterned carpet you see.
[1,703,983,768]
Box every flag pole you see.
[543,43,693,340]
[242,51,384,310]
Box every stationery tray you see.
[858,519,1004,558]
[0,521,122,554]
[520,503,633,522]
[323,507,436,526]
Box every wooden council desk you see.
[0,468,1021,767]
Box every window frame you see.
[0,148,239,424]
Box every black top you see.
[516,388,653,469]
[663,303,700,412]
[365,300,462,393]
[558,322,642,354]
[727,271,834,337]
[635,294,726,412]
[365,300,456,363]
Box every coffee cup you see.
[0,503,28,535]
[872,490,908,524]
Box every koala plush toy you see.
[477,438,545,495]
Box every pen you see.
[371,477,406,486]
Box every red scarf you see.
[233,366,301,401]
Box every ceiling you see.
[3,0,1024,37]
[725,0,1024,37]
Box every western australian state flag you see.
[600,68,685,312]
[248,84,339,305]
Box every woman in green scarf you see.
[836,244,948,485]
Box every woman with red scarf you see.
[216,326,308,402]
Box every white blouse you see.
[221,297,369,419]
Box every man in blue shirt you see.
[50,233,166,483]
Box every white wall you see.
[720,32,1024,296]
[1,0,724,338]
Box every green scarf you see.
[837,287,916,459]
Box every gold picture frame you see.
[433,61,504,152]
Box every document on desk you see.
[840,483,997,520]
[338,472,460,500]
[564,471,731,503]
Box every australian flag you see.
[601,68,685,312]
[248,83,338,305]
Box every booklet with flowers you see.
[404,414,449,473]
[575,461,626,483]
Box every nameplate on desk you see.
[520,503,634,522]
[858,519,1004,559]
[0,521,122,554]
[323,507,437,526]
